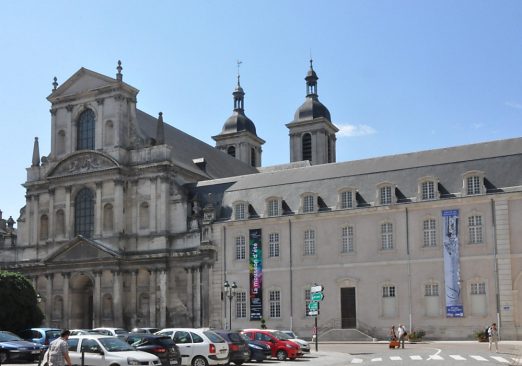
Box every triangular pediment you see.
[48,151,119,178]
[44,236,121,263]
[47,67,138,102]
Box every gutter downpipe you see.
[406,207,413,333]
[491,198,501,338]
[289,219,293,330]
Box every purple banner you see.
[249,229,263,320]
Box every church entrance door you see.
[70,273,94,328]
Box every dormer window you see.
[266,198,280,217]
[418,176,439,201]
[302,194,316,213]
[377,183,394,205]
[338,189,355,209]
[234,202,247,220]
[463,171,485,196]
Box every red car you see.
[241,329,302,361]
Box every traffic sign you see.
[311,292,324,301]
[308,301,319,311]
[308,310,318,316]
[311,285,323,293]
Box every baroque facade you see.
[1,61,521,340]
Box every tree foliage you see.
[0,271,44,333]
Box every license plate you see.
[169,361,178,365]
[220,349,227,353]
[32,350,40,354]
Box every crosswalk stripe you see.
[410,355,422,360]
[390,356,402,360]
[449,355,466,360]
[350,358,363,363]
[470,355,488,361]
[428,354,444,360]
[370,358,383,362]
[490,356,510,363]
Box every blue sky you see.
[1,1,521,221]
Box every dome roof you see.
[293,96,331,122]
[221,111,257,135]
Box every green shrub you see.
[408,330,426,341]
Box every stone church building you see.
[1,61,522,339]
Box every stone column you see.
[95,98,104,150]
[200,264,210,327]
[93,271,102,327]
[159,177,169,232]
[65,186,72,239]
[95,182,102,237]
[130,271,138,327]
[193,267,201,327]
[112,271,123,326]
[50,108,57,156]
[132,180,139,234]
[150,178,157,233]
[186,268,193,327]
[158,269,167,328]
[62,273,70,328]
[149,270,157,326]
[45,274,54,325]
[114,180,124,234]
[66,104,74,152]
[48,189,55,239]
[33,195,39,246]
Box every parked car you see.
[42,334,161,366]
[211,330,250,365]
[0,330,44,363]
[279,330,311,353]
[92,327,129,338]
[156,328,229,366]
[19,328,61,349]
[70,329,99,336]
[241,329,302,361]
[124,333,181,366]
[131,327,160,334]
[239,333,271,363]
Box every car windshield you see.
[203,331,225,343]
[0,331,23,342]
[227,332,243,342]
[99,337,134,351]
[114,329,128,335]
[283,331,296,338]
[46,330,61,339]
[271,331,291,340]
[240,333,250,342]
[157,337,175,347]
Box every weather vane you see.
[237,60,242,84]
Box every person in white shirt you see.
[397,324,407,349]
[488,323,499,352]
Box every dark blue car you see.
[239,333,271,362]
[0,330,44,363]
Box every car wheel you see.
[276,350,287,361]
[234,362,244,366]
[191,356,208,366]
[0,352,8,364]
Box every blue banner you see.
[442,209,463,317]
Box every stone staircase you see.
[319,328,374,341]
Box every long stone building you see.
[1,61,521,340]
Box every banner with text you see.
[249,229,263,320]
[442,209,463,317]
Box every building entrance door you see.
[340,287,356,328]
[70,273,94,328]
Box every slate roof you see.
[195,137,522,219]
[136,109,258,179]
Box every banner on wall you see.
[442,209,464,317]
[249,229,263,320]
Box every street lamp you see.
[223,280,237,330]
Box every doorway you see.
[340,287,356,328]
[70,273,94,328]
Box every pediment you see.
[47,67,138,102]
[48,151,119,178]
[44,236,121,263]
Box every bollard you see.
[81,351,85,366]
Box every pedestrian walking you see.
[397,324,407,349]
[47,329,72,366]
[389,325,397,341]
[488,323,499,352]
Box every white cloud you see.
[505,101,522,109]
[335,124,377,137]
[472,123,484,129]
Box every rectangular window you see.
[380,186,392,205]
[303,195,315,213]
[269,290,281,318]
[341,226,354,253]
[236,291,247,318]
[234,203,246,220]
[421,181,436,200]
[235,236,246,260]
[304,229,316,255]
[267,199,279,217]
[471,282,486,295]
[381,223,393,250]
[425,284,439,296]
[269,232,280,257]
[467,176,481,195]
[423,219,437,247]
[382,285,396,297]
[340,191,353,209]
[305,289,311,317]
[469,215,483,244]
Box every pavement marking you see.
[449,355,466,360]
[410,355,423,360]
[370,357,383,362]
[490,356,510,363]
[390,356,402,360]
[350,358,363,363]
[470,355,488,361]
[428,354,444,360]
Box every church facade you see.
[1,61,521,340]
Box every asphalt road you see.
[5,342,522,366]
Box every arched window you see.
[250,148,256,167]
[40,215,49,241]
[302,133,312,161]
[227,146,236,158]
[77,109,95,150]
[74,188,94,238]
[55,209,65,237]
[103,203,114,232]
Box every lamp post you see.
[223,280,237,330]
